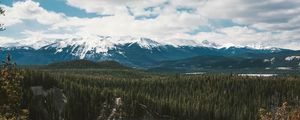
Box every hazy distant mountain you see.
[150,51,300,71]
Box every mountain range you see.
[0,36,299,70]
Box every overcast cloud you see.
[0,0,299,49]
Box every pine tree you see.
[0,54,27,119]
[0,1,5,31]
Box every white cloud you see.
[0,0,300,50]
[189,26,300,50]
[66,0,168,15]
[198,0,300,31]
[0,36,19,47]
[52,2,208,39]
[0,0,64,26]
[64,0,300,31]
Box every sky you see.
[0,0,300,50]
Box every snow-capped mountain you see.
[40,36,164,59]
[0,35,294,68]
[0,35,281,55]
[40,36,225,55]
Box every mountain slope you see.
[0,36,295,68]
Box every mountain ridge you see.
[0,36,296,68]
[0,36,286,51]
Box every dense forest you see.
[18,66,300,120]
[0,55,299,119]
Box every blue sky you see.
[1,0,99,17]
[0,0,300,49]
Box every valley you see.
[1,0,300,119]
[19,61,300,120]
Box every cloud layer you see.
[0,0,300,49]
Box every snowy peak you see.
[41,36,164,59]
[0,35,283,51]
[0,35,284,59]
[41,36,224,59]
[48,37,117,52]
[163,39,220,48]
[45,37,118,59]
[201,40,219,48]
[1,35,295,67]
[130,38,161,49]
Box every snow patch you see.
[265,67,271,70]
[220,43,242,49]
[276,67,292,70]
[55,48,63,53]
[160,39,220,48]
[264,57,275,64]
[285,56,300,61]
[134,38,161,49]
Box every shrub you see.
[0,54,28,119]
[259,102,300,120]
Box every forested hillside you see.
[21,68,300,120]
[47,60,130,69]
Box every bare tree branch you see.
[0,2,5,31]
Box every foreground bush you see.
[259,102,300,120]
[0,54,27,119]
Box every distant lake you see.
[238,74,277,77]
[185,72,206,75]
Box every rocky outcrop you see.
[29,86,67,120]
